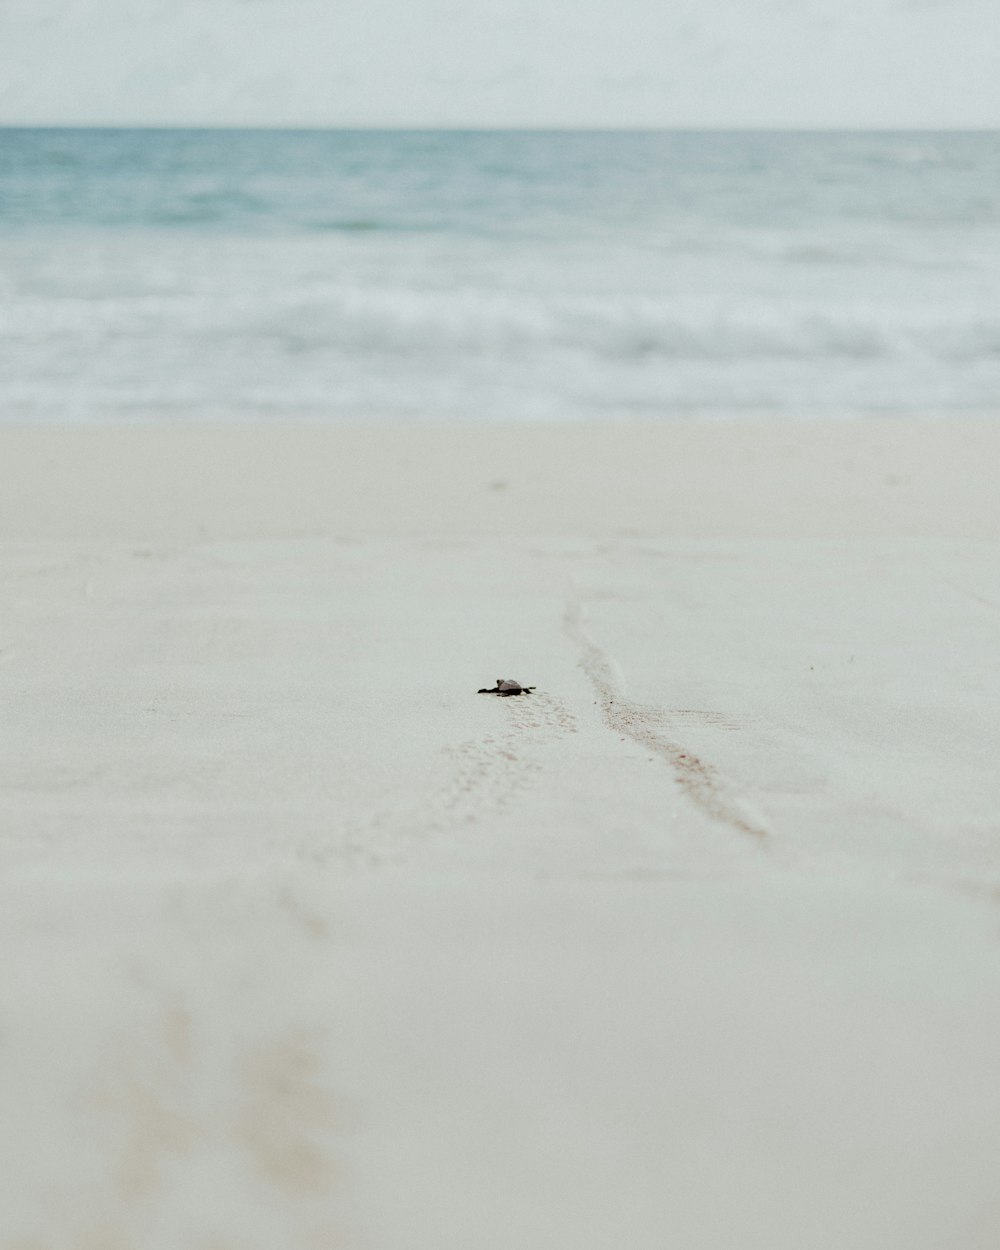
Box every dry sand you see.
[2,419,1000,1248]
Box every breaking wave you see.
[2,128,1000,420]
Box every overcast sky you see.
[0,0,997,128]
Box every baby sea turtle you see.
[478,678,536,697]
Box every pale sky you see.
[0,0,997,128]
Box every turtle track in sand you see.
[308,691,578,871]
[432,692,577,826]
[563,589,769,842]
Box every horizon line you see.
[1,122,999,134]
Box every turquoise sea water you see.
[1,128,999,421]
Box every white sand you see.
[2,420,1000,1248]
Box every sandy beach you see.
[3,418,1000,1249]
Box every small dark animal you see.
[478,678,536,696]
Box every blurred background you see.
[1,0,998,426]
[1,126,999,424]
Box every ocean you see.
[1,128,998,423]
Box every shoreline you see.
[2,417,999,541]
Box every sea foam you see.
[1,129,998,421]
